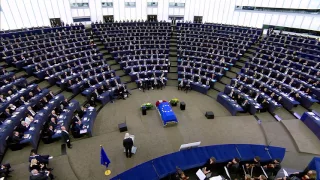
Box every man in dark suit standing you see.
[123,133,133,158]
[61,126,72,149]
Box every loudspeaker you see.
[142,107,147,115]
[180,102,186,110]
[205,111,214,119]
[118,123,128,132]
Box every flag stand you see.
[100,145,112,176]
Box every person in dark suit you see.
[39,163,55,180]
[90,89,99,106]
[78,106,86,118]
[49,118,58,129]
[202,157,217,177]
[227,158,240,179]
[123,133,133,158]
[60,98,69,109]
[19,96,27,106]
[241,100,250,113]
[260,98,269,112]
[246,156,262,178]
[12,131,21,144]
[264,159,281,178]
[74,120,84,136]
[29,150,52,164]
[4,108,11,118]
[61,126,72,149]
[0,163,12,178]
[30,169,49,180]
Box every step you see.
[166,79,178,86]
[5,66,17,72]
[213,82,225,92]
[169,52,177,57]
[115,70,125,77]
[170,67,177,72]
[207,89,219,99]
[49,85,62,94]
[107,60,117,65]
[15,71,28,78]
[220,77,231,85]
[171,61,177,66]
[125,81,137,90]
[120,75,132,83]
[169,56,177,62]
[73,94,88,105]
[26,76,38,84]
[225,71,237,78]
[38,81,51,89]
[110,64,121,70]
[167,73,178,79]
[61,90,74,98]
[236,62,245,67]
[230,67,241,73]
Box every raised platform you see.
[282,119,320,155]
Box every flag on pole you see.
[100,146,111,168]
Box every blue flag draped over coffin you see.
[100,146,111,168]
[157,102,178,126]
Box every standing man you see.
[61,126,72,149]
[123,133,133,158]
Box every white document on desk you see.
[80,129,87,134]
[196,169,206,180]
[283,169,289,177]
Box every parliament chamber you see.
[0,0,320,179]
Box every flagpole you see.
[100,145,112,176]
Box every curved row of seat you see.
[218,31,319,116]
[93,22,170,89]
[177,23,261,94]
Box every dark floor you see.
[4,87,319,180]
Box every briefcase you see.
[123,146,137,154]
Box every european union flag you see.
[100,146,111,168]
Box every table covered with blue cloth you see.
[20,94,64,148]
[157,102,178,126]
[110,144,285,180]
[217,92,244,116]
[0,84,37,113]
[0,105,29,156]
[51,100,81,139]
[0,78,27,94]
[300,112,320,140]
[79,107,97,137]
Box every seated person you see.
[18,121,29,134]
[45,125,55,139]
[29,159,40,171]
[29,150,53,165]
[30,169,50,180]
[39,163,55,180]
[277,170,316,180]
[178,79,185,90]
[27,106,37,117]
[227,158,240,179]
[8,104,16,113]
[60,98,69,110]
[184,80,191,93]
[78,106,87,118]
[0,94,6,103]
[202,157,217,177]
[264,158,281,178]
[4,108,11,118]
[175,167,189,180]
[49,117,59,129]
[260,98,269,112]
[89,89,99,106]
[240,100,250,113]
[11,131,21,144]
[138,79,146,92]
[0,163,12,178]
[246,156,262,178]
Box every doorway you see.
[193,16,203,23]
[103,15,114,23]
[49,18,62,27]
[147,15,158,22]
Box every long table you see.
[217,92,244,116]
[300,112,320,140]
[52,100,81,139]
[111,144,285,180]
[20,94,64,148]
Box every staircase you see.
[166,25,178,86]
[91,30,135,90]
